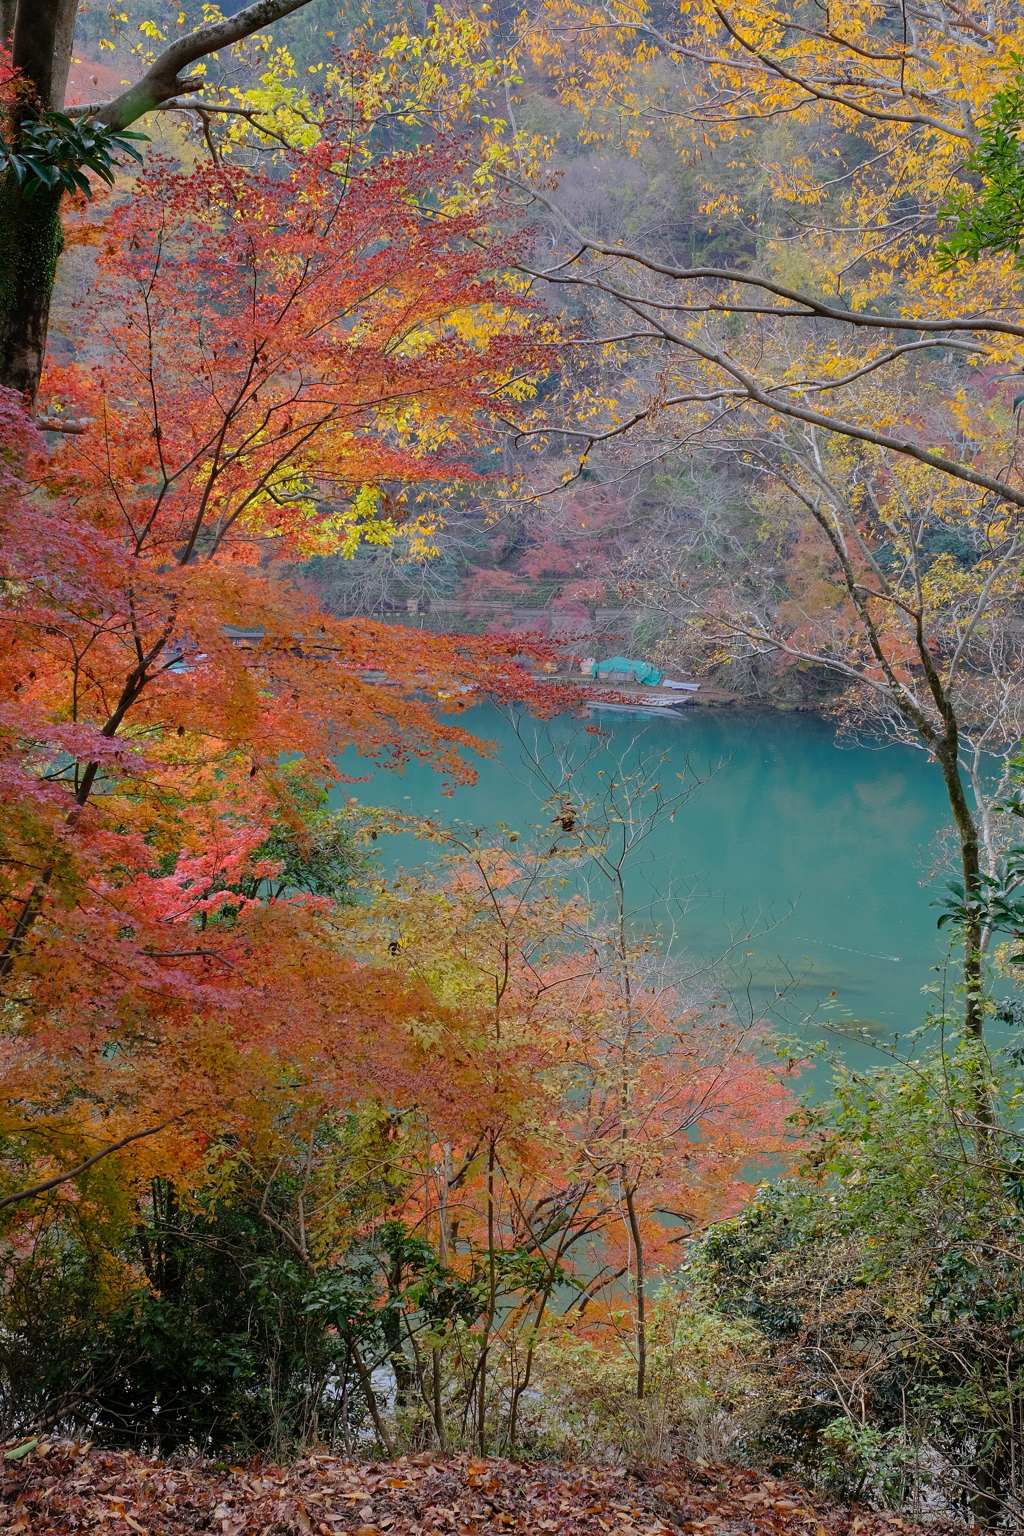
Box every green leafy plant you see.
[0,112,147,199]
[933,789,1024,960]
[692,1047,1024,1520]
[817,1419,921,1507]
[934,855,1024,943]
[938,57,1024,266]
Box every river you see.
[347,703,960,1075]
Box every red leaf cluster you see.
[0,99,574,1200]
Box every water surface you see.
[345,704,956,1070]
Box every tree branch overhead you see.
[91,0,317,129]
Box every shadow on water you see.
[337,703,959,1077]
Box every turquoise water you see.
[345,704,958,1070]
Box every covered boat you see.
[593,655,663,686]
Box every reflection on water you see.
[339,704,956,1071]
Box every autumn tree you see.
[0,97,564,1230]
[0,803,794,1451]
[346,737,795,1445]
[495,719,799,1397]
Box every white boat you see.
[585,698,692,716]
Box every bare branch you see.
[512,179,1024,342]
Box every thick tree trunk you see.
[0,176,63,402]
[0,0,75,402]
[49,0,78,113]
[11,0,77,109]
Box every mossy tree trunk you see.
[0,174,63,402]
[0,0,73,404]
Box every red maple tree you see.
[0,113,563,1201]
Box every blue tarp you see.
[594,656,663,686]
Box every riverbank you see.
[527,670,764,712]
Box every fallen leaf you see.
[3,1442,36,1463]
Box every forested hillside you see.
[3,1,1024,1530]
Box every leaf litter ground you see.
[0,1445,963,1535]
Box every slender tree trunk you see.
[930,736,996,1153]
[910,612,989,1053]
[464,1136,498,1454]
[431,1347,447,1450]
[337,1345,352,1455]
[507,1266,560,1448]
[623,1179,646,1399]
[477,1139,497,1454]
[935,742,986,1043]
[970,1438,1007,1534]
[351,1342,395,1456]
[383,1252,415,1414]
[799,482,993,1063]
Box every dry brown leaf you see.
[0,1445,965,1536]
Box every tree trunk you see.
[49,0,78,111]
[623,1179,647,1399]
[0,0,77,402]
[431,1347,447,1450]
[11,0,75,108]
[930,738,995,1153]
[0,175,63,402]
[351,1342,395,1456]
[477,1139,497,1453]
[935,743,986,1039]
